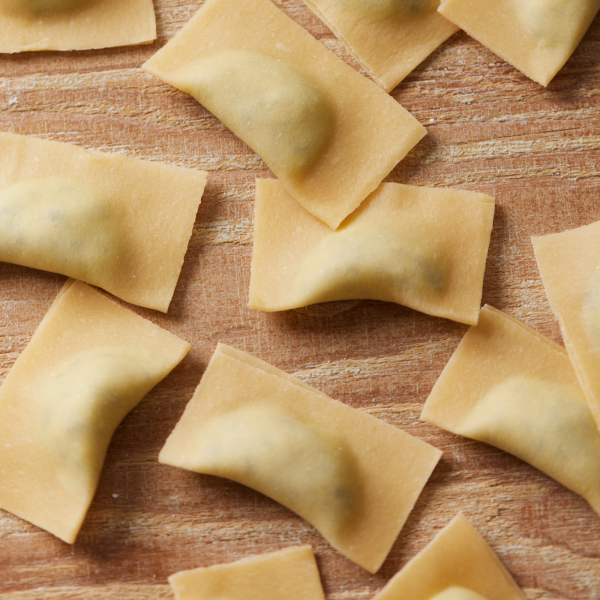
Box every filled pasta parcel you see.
[533,219,600,433]
[302,0,459,91]
[159,343,442,573]
[372,513,526,600]
[0,0,156,53]
[0,132,208,313]
[0,280,191,544]
[142,0,426,230]
[421,305,600,517]
[438,0,600,86]
[168,546,325,600]
[249,180,495,325]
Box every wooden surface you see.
[1,1,600,598]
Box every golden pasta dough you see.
[143,0,426,230]
[303,0,459,91]
[0,0,156,53]
[0,133,208,313]
[160,343,442,573]
[532,219,600,432]
[249,179,495,325]
[372,513,526,600]
[421,305,600,516]
[430,588,490,600]
[0,280,191,543]
[438,0,600,86]
[168,546,325,600]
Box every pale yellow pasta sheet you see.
[169,546,325,600]
[439,0,600,86]
[372,513,526,600]
[0,0,156,53]
[0,132,208,313]
[143,0,426,230]
[0,280,191,543]
[533,219,600,432]
[249,180,495,325]
[160,343,442,573]
[303,0,459,91]
[421,305,600,516]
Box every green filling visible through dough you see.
[171,50,334,178]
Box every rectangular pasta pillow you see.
[0,279,191,543]
[159,343,442,573]
[249,179,495,325]
[421,305,600,516]
[438,0,600,86]
[0,132,208,313]
[143,0,426,230]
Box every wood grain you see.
[1,1,600,598]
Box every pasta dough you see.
[0,0,156,52]
[438,0,600,86]
[532,219,600,432]
[168,545,325,600]
[143,0,426,230]
[160,343,442,573]
[421,305,600,516]
[0,132,208,313]
[372,513,526,600]
[303,0,458,91]
[430,588,489,600]
[0,280,191,543]
[249,180,495,325]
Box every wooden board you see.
[0,1,599,598]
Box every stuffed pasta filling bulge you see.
[293,223,445,306]
[171,50,334,178]
[175,405,359,535]
[0,178,121,286]
[42,348,168,493]
[458,375,600,502]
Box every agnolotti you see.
[303,0,458,91]
[0,0,156,52]
[372,513,526,600]
[159,343,442,573]
[249,180,495,325]
[438,0,600,86]
[532,220,600,432]
[0,132,208,313]
[143,0,426,230]
[0,280,191,543]
[168,546,325,600]
[421,305,600,516]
